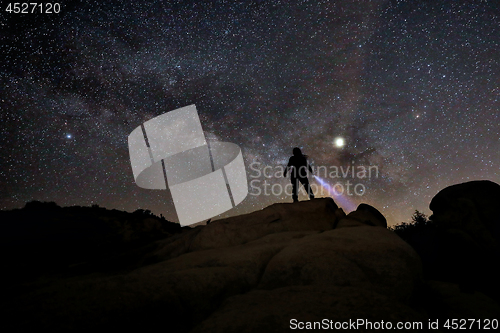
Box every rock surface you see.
[3,194,500,333]
[427,180,500,299]
[2,198,427,332]
[429,180,500,247]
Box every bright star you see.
[334,137,345,148]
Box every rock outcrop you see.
[429,180,500,247]
[427,180,500,301]
[2,198,427,332]
[3,195,499,333]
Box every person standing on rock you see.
[284,147,315,203]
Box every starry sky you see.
[1,0,499,226]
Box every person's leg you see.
[300,177,314,199]
[291,177,299,202]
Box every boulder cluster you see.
[2,181,500,332]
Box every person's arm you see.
[308,162,313,175]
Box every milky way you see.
[1,0,499,225]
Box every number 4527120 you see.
[6,3,61,14]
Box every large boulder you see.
[3,199,426,333]
[336,203,387,228]
[429,180,500,246]
[189,198,340,250]
[146,198,341,262]
[428,180,500,299]
[257,226,420,303]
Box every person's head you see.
[292,147,302,156]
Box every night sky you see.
[1,0,499,225]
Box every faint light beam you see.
[313,175,356,212]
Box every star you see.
[1,0,498,226]
[334,137,345,148]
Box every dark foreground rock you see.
[1,197,499,332]
[425,181,500,300]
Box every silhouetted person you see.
[284,147,314,203]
